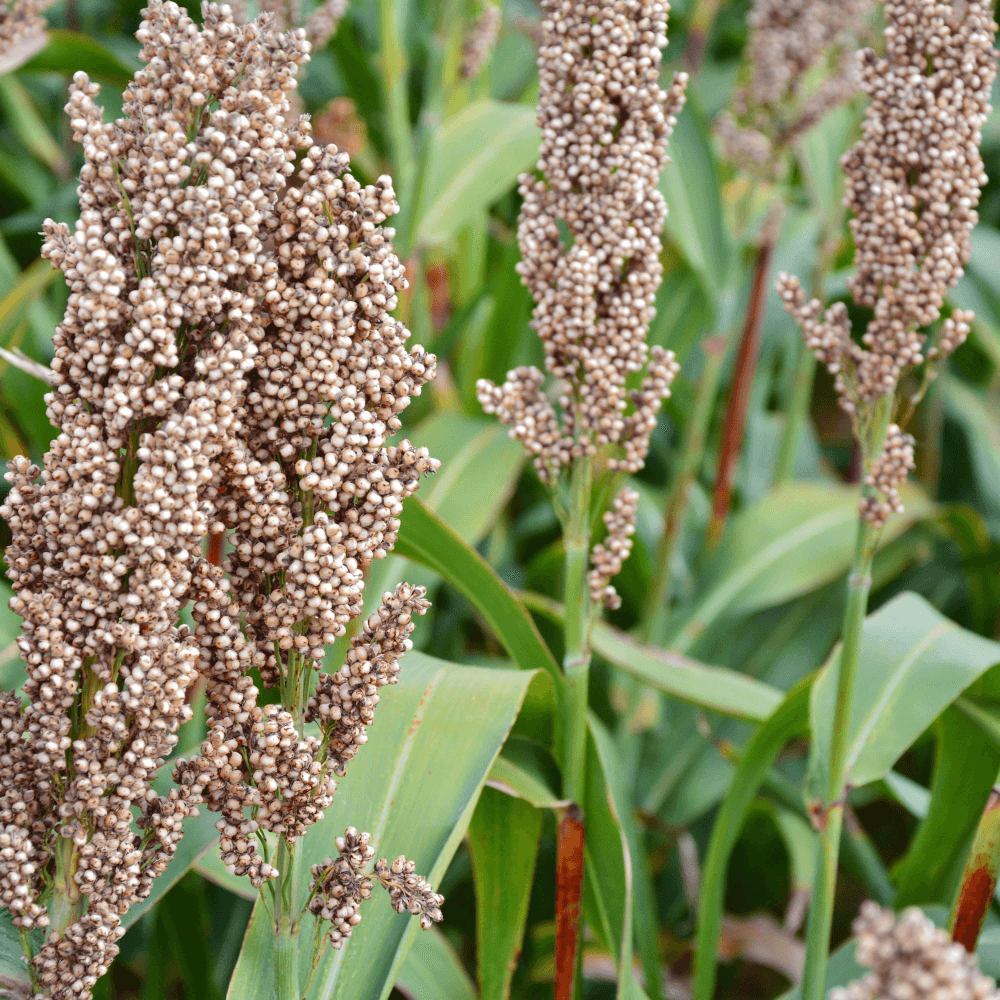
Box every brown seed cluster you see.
[719,0,871,169]
[859,424,914,529]
[0,1,438,993]
[780,0,998,414]
[589,486,639,610]
[831,902,1000,1000]
[308,828,443,949]
[0,0,52,73]
[477,0,686,483]
[306,582,430,776]
[460,4,501,79]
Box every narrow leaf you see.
[895,709,1000,906]
[520,590,782,723]
[672,483,931,653]
[396,928,477,1000]
[395,497,561,683]
[18,29,139,86]
[809,592,1000,797]
[416,100,540,247]
[469,787,543,1000]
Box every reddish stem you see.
[555,804,585,1000]
[707,216,780,546]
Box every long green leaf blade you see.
[395,497,561,682]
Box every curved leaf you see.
[809,592,1000,797]
[658,97,730,295]
[396,928,477,1000]
[18,29,138,87]
[415,100,540,248]
[894,708,1000,907]
[225,652,543,1000]
[520,590,782,723]
[694,678,812,1000]
[671,482,932,653]
[395,498,561,683]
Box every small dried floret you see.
[308,828,443,948]
[859,425,914,530]
[589,487,640,610]
[0,0,53,73]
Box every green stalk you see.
[950,776,1000,952]
[644,335,727,644]
[800,399,892,1000]
[273,836,302,1000]
[560,457,593,805]
[49,836,83,938]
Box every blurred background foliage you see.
[3,1,1000,998]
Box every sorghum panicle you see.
[477,0,686,607]
[718,0,872,169]
[0,1,440,992]
[778,0,998,525]
[307,827,443,950]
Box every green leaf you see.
[519,590,782,723]
[121,787,226,929]
[396,929,477,1000]
[583,717,638,998]
[658,97,730,295]
[395,498,561,684]
[894,708,1000,906]
[0,258,55,343]
[486,736,567,809]
[415,100,540,248]
[0,76,66,175]
[942,376,1000,509]
[809,592,1000,797]
[694,678,812,1000]
[671,482,932,654]
[410,413,525,544]
[772,806,816,894]
[225,652,542,1000]
[18,29,139,87]
[468,786,543,1000]
[0,910,30,998]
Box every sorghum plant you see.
[477,0,686,992]
[777,1,998,994]
[0,3,441,997]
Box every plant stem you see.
[561,457,593,804]
[555,458,593,1000]
[707,205,782,549]
[273,836,302,1000]
[800,399,891,1000]
[644,334,727,644]
[49,836,83,939]
[950,777,1000,951]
